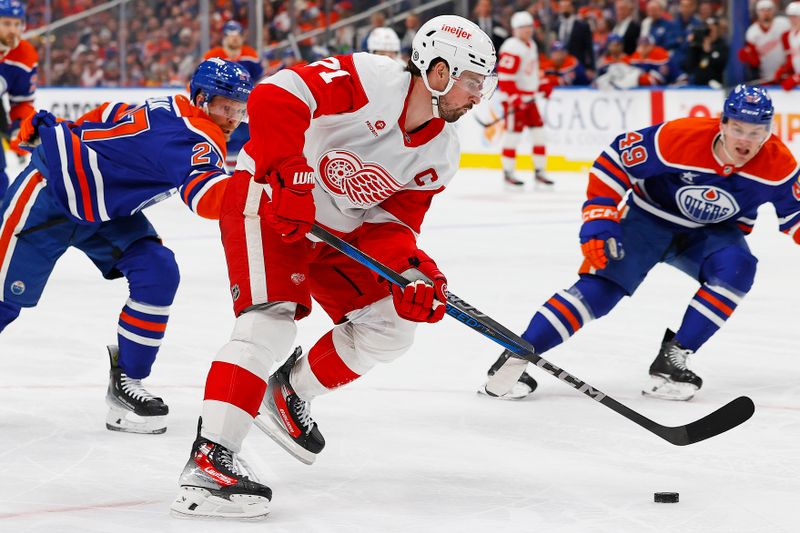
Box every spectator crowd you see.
[20,0,800,89]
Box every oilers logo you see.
[676,186,739,223]
[10,280,25,295]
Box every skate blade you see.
[170,486,270,520]
[105,404,167,434]
[477,380,536,400]
[253,409,317,465]
[641,375,697,401]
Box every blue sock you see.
[113,239,180,379]
[675,283,742,351]
[521,275,626,354]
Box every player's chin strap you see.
[419,71,456,119]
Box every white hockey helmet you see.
[510,11,535,29]
[411,14,497,106]
[787,1,800,16]
[367,27,401,53]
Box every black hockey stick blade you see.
[651,395,755,446]
[475,114,503,128]
[310,224,756,446]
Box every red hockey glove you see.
[774,63,792,82]
[737,43,760,68]
[506,93,524,111]
[266,162,316,242]
[579,197,624,270]
[781,74,800,91]
[539,80,555,98]
[390,249,447,323]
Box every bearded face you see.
[0,17,22,54]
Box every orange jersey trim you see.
[655,117,799,182]
[3,39,38,71]
[204,45,258,62]
[173,94,228,160]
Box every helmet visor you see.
[451,71,498,100]
[206,96,248,124]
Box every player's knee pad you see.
[339,296,417,367]
[216,302,298,381]
[701,246,758,294]
[572,275,627,319]
[119,239,180,306]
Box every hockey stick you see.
[310,224,755,446]
[475,109,513,128]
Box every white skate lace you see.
[120,374,157,402]
[666,345,693,371]
[291,396,313,432]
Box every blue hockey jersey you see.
[35,95,229,223]
[0,39,37,124]
[587,117,800,243]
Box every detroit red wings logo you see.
[317,150,402,207]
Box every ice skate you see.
[478,349,537,400]
[642,329,703,401]
[171,419,272,520]
[534,170,554,188]
[105,345,168,434]
[504,171,525,189]
[254,347,325,465]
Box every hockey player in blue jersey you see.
[203,20,263,170]
[481,84,800,401]
[0,58,252,433]
[0,0,37,200]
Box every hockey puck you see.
[654,492,679,503]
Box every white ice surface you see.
[1,169,799,533]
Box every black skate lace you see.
[666,345,693,371]
[120,374,157,402]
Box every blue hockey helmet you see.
[190,58,253,105]
[0,0,25,20]
[722,84,774,126]
[223,20,243,35]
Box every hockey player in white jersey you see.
[496,11,553,188]
[739,0,791,82]
[366,26,402,64]
[775,2,800,90]
[171,15,497,519]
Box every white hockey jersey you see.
[496,36,540,98]
[745,16,791,79]
[237,53,460,234]
[782,28,800,74]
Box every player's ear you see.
[427,60,449,92]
